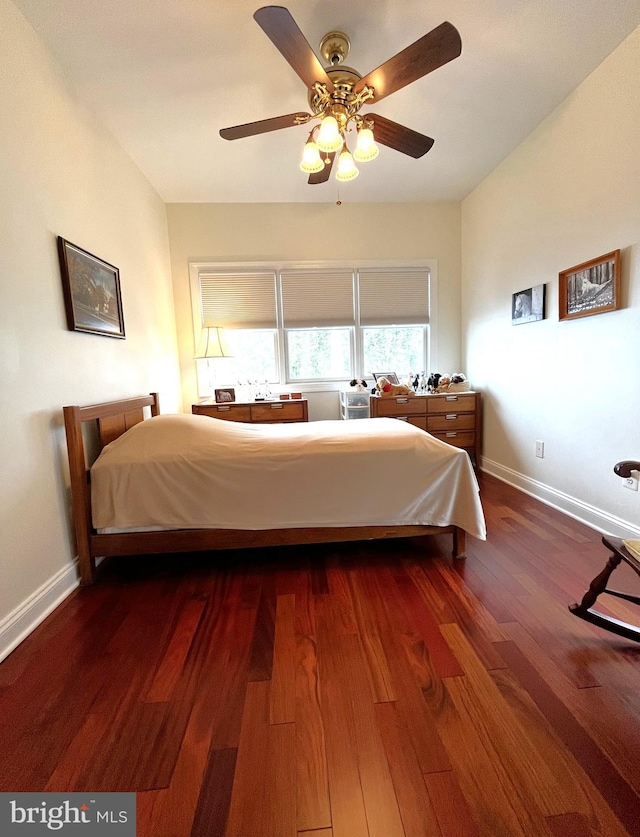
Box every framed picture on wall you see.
[511,283,545,325]
[559,249,620,321]
[57,237,125,338]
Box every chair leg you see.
[569,543,640,642]
[572,552,622,611]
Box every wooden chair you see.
[569,536,640,642]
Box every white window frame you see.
[189,259,439,396]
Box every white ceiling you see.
[12,0,640,203]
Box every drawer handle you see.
[217,405,231,411]
[446,432,457,437]
[445,395,459,402]
[269,403,284,409]
[396,416,408,421]
[396,397,408,403]
[445,414,458,420]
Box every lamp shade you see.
[353,127,379,162]
[195,326,232,358]
[300,140,324,173]
[335,148,359,181]
[316,115,343,153]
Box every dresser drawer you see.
[427,394,476,414]
[427,413,475,433]
[192,404,252,421]
[250,401,306,422]
[373,397,426,417]
[432,430,476,449]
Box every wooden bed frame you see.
[64,392,467,585]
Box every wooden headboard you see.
[64,392,159,449]
[63,393,160,583]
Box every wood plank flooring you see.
[2,473,640,836]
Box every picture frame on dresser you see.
[372,371,399,385]
[559,249,620,321]
[57,237,125,338]
[214,387,236,403]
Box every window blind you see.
[358,268,429,325]
[280,270,355,328]
[199,272,277,329]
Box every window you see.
[190,261,435,394]
[287,328,353,381]
[362,326,426,377]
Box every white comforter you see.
[91,413,486,539]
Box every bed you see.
[64,393,486,584]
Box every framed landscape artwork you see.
[57,237,125,338]
[559,249,620,321]
[512,283,546,325]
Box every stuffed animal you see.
[375,376,416,398]
[436,375,452,392]
[349,378,368,392]
[448,373,471,393]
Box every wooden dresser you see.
[369,392,481,462]
[192,399,308,424]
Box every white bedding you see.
[91,413,486,540]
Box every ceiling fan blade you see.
[308,151,336,184]
[254,6,334,92]
[367,114,434,158]
[220,112,311,140]
[355,21,461,103]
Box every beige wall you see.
[0,0,181,655]
[167,201,462,417]
[462,26,640,536]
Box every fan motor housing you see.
[308,66,362,112]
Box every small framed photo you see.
[57,237,125,338]
[214,387,236,403]
[559,250,620,321]
[512,284,545,325]
[372,372,399,385]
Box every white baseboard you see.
[0,561,79,664]
[480,456,640,540]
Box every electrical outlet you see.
[623,474,639,491]
[535,440,544,458]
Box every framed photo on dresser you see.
[214,387,236,403]
[372,372,399,385]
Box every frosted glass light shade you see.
[335,148,359,181]
[195,326,232,358]
[316,116,343,153]
[300,140,324,173]
[353,127,379,162]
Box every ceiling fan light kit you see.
[220,6,462,187]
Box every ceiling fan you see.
[219,6,462,184]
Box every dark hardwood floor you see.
[2,473,640,836]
